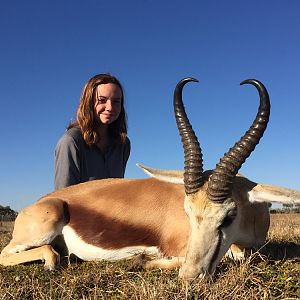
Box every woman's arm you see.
[54,133,81,190]
[123,137,131,176]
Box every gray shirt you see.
[54,127,130,190]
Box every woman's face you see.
[94,83,122,125]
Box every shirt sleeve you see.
[54,133,81,190]
[123,137,131,175]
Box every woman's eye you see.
[98,97,107,104]
[112,99,121,105]
[97,97,121,105]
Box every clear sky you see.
[0,1,299,211]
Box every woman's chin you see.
[99,118,114,125]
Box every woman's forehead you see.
[96,83,122,97]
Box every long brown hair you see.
[68,74,128,146]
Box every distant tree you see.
[281,203,300,213]
[0,205,18,220]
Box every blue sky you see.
[0,1,299,211]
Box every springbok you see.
[1,78,299,280]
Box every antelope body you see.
[1,78,299,280]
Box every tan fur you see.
[1,178,189,268]
[1,170,299,279]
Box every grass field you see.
[0,214,299,299]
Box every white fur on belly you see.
[62,225,160,261]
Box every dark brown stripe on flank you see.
[68,204,161,251]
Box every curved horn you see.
[208,79,270,202]
[174,77,204,195]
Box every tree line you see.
[270,203,300,214]
[0,205,18,220]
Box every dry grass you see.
[0,214,299,299]
[0,221,14,233]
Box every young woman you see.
[55,74,130,190]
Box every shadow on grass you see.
[259,240,300,260]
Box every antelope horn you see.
[174,77,204,195]
[208,79,271,202]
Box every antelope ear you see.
[248,184,300,205]
[136,163,184,184]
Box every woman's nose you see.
[105,100,113,111]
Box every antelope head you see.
[174,78,270,280]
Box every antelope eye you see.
[220,209,237,228]
[221,215,235,227]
